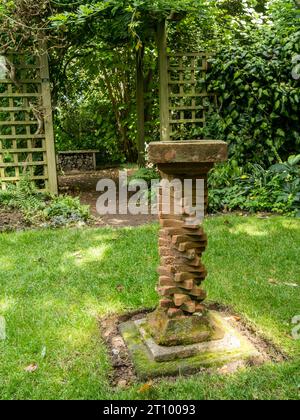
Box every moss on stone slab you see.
[119,319,260,380]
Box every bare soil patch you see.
[0,208,27,232]
[58,169,157,228]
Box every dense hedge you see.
[205,3,300,165]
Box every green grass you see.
[0,216,299,400]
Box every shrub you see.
[205,1,300,165]
[208,155,300,216]
[0,176,90,227]
[44,196,90,224]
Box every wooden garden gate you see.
[0,51,58,194]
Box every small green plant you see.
[0,176,46,213]
[127,167,160,187]
[44,196,90,226]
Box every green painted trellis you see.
[157,21,212,143]
[168,52,211,140]
[168,53,211,140]
[0,51,58,194]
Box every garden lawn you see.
[0,216,299,400]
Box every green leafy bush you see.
[205,0,300,166]
[208,155,300,216]
[44,196,90,226]
[0,177,90,227]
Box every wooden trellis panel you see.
[167,52,212,141]
[0,51,57,193]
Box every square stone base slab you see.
[119,311,260,380]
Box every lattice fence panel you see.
[168,52,213,140]
[0,51,57,192]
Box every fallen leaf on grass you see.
[116,284,125,292]
[283,282,299,288]
[218,365,230,374]
[268,278,279,285]
[225,316,241,322]
[268,279,298,287]
[72,251,83,259]
[139,381,154,394]
[24,364,38,373]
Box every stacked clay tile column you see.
[147,141,228,346]
[157,172,209,319]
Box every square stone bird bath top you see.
[147,140,228,165]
